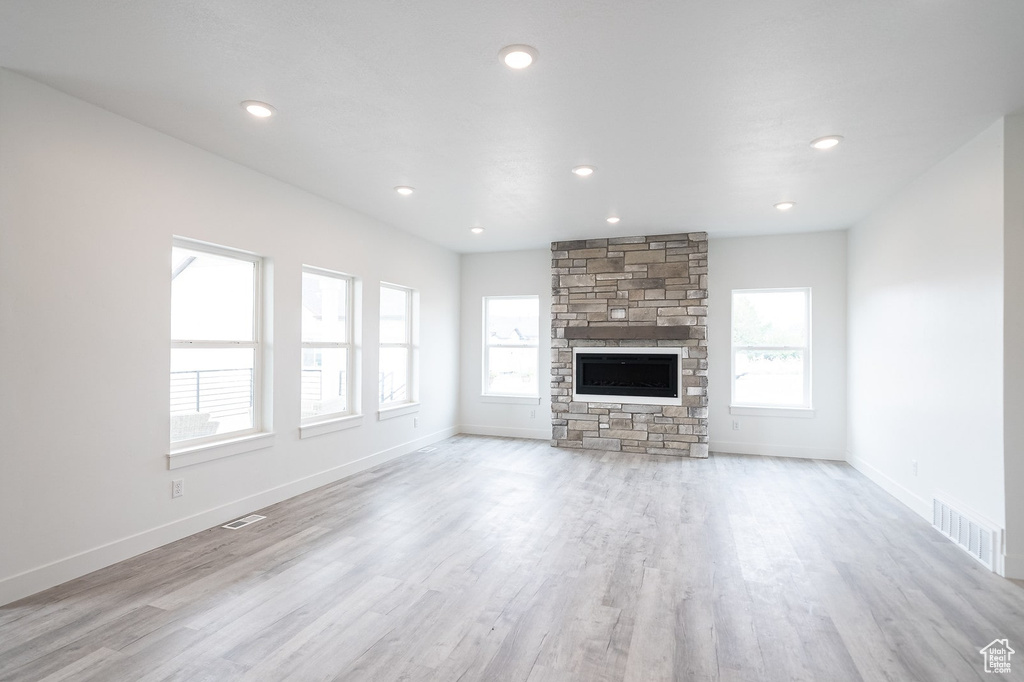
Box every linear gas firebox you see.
[572,347,683,406]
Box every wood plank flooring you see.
[2,435,1022,681]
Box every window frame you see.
[301,265,356,425]
[378,282,417,410]
[730,287,812,410]
[170,237,264,449]
[482,295,541,398]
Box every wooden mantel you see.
[562,325,691,341]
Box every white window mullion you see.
[730,288,811,409]
[171,239,263,446]
[483,295,540,397]
[379,283,415,407]
[301,267,355,422]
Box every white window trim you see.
[729,405,816,418]
[169,432,275,469]
[482,295,541,399]
[299,414,364,439]
[377,401,421,420]
[301,266,358,426]
[379,282,417,408]
[479,395,541,405]
[170,238,265,451]
[730,287,812,410]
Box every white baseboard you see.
[845,450,932,520]
[459,424,550,440]
[710,440,845,461]
[849,454,1018,578]
[0,426,457,607]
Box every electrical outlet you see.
[413,417,419,428]
[912,460,919,477]
[530,409,536,419]
[732,420,740,431]
[171,479,184,498]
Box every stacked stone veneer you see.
[550,232,709,457]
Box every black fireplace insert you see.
[574,352,678,398]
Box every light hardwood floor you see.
[1,435,1022,681]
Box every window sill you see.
[480,394,541,405]
[168,432,275,470]
[377,402,420,421]
[729,405,816,419]
[300,414,363,439]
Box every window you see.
[171,240,262,445]
[379,283,416,407]
[731,288,811,408]
[301,267,354,422]
[483,296,540,396]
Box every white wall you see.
[847,120,1006,538]
[707,232,848,460]
[1003,113,1024,576]
[0,69,461,605]
[459,250,551,439]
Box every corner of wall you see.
[845,451,932,520]
[1002,111,1024,567]
[845,118,1007,546]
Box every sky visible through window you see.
[379,285,412,405]
[170,246,257,442]
[486,297,539,396]
[301,271,349,419]
[732,289,809,407]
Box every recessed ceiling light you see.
[499,44,539,69]
[810,135,843,150]
[774,201,796,211]
[470,227,485,234]
[394,186,415,196]
[572,165,596,177]
[241,100,275,118]
[606,217,620,224]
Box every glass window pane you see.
[302,272,348,343]
[171,347,254,442]
[732,291,806,346]
[379,286,408,344]
[734,349,804,406]
[487,347,538,395]
[486,297,539,347]
[379,347,408,404]
[172,247,255,341]
[301,348,348,418]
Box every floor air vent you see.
[932,498,996,569]
[222,514,265,530]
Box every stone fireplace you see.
[550,232,708,457]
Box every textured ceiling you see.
[2,0,1024,252]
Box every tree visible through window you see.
[731,288,811,408]
[483,296,539,396]
[171,240,262,444]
